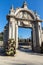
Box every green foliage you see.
[0,32,3,41]
[0,37,3,41]
[5,39,16,56]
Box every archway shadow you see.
[18,45,43,56]
[0,47,5,56]
[0,46,43,56]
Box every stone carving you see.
[3,1,43,56]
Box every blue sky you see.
[0,0,43,39]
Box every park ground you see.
[0,48,43,65]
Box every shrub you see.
[6,39,16,56]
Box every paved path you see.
[0,49,43,65]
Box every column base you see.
[32,46,41,53]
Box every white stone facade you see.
[3,1,43,52]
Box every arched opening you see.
[18,27,33,52]
[15,9,35,52]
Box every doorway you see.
[18,27,33,52]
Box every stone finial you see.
[34,10,40,20]
[11,5,14,11]
[34,10,37,17]
[22,1,28,9]
[24,1,27,5]
[9,5,15,15]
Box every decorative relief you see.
[19,20,32,27]
[16,11,33,20]
[23,21,29,25]
[16,11,33,27]
[22,12,28,19]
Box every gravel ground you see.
[0,49,43,65]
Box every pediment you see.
[16,11,33,20]
[14,8,36,20]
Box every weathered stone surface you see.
[3,1,43,54]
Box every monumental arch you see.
[4,1,43,53]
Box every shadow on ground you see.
[18,46,43,56]
[2,62,42,65]
[0,47,5,56]
[0,46,43,56]
[5,63,37,65]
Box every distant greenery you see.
[0,37,3,41]
[0,32,3,41]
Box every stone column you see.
[36,22,42,52]
[32,23,36,51]
[12,21,16,41]
[9,22,12,39]
[38,22,42,47]
[9,18,16,41]
[34,21,41,52]
[15,24,18,49]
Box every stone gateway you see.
[3,1,43,55]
